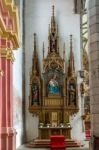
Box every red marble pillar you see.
[0,57,16,150]
[6,59,16,150]
[0,57,7,150]
[7,59,12,127]
[0,56,2,150]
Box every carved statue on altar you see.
[67,35,77,107]
[68,82,76,105]
[32,83,39,105]
[48,74,59,94]
[29,33,41,108]
[51,33,57,51]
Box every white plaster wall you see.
[13,0,23,148]
[13,48,23,148]
[25,0,83,141]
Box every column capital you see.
[7,49,15,62]
[0,49,15,62]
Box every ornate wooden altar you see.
[39,127,72,139]
[29,6,79,139]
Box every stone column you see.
[1,57,7,150]
[0,48,16,150]
[6,58,16,150]
[0,56,3,150]
[88,0,99,148]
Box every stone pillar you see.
[88,0,99,149]
[0,56,3,150]
[0,57,7,150]
[6,59,16,150]
[0,54,16,150]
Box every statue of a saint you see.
[32,84,39,105]
[69,84,76,105]
[48,74,59,94]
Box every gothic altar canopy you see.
[29,6,78,139]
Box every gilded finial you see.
[51,5,56,32]
[52,5,54,17]
[32,33,40,76]
[70,34,72,50]
[51,5,55,23]
[34,33,36,51]
[49,5,59,54]
[70,34,74,60]
[68,34,75,76]
[34,33,36,40]
[49,24,50,34]
[63,43,65,60]
[43,42,45,59]
[57,24,58,33]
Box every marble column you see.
[1,57,7,150]
[0,56,2,150]
[6,59,16,150]
[88,0,99,148]
[0,52,16,150]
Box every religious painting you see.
[32,83,39,105]
[48,74,60,94]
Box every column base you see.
[0,127,16,150]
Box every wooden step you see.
[26,139,83,148]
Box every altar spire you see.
[43,42,45,59]
[48,5,59,54]
[34,33,37,56]
[68,35,75,76]
[51,5,56,32]
[32,33,39,75]
[63,43,66,60]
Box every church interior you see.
[0,0,99,150]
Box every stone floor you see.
[17,141,89,150]
[17,147,89,150]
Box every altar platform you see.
[17,140,89,150]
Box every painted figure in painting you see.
[32,84,39,105]
[48,74,59,94]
